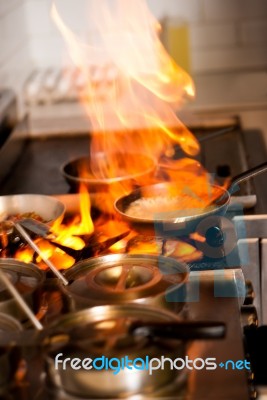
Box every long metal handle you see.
[0,270,43,330]
[130,321,226,340]
[229,161,267,194]
[14,222,69,286]
[198,126,236,143]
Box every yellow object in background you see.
[163,18,191,74]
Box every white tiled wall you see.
[22,0,267,75]
[1,0,267,102]
[0,0,31,103]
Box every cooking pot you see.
[0,259,45,321]
[44,304,184,398]
[60,254,189,313]
[0,312,22,388]
[44,303,225,398]
[61,153,156,212]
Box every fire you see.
[126,235,203,263]
[15,184,94,269]
[15,238,75,270]
[51,0,200,203]
[12,1,223,269]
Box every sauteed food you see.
[125,194,217,220]
[0,212,44,223]
[122,182,225,222]
[0,194,65,229]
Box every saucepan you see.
[44,303,225,398]
[61,153,156,212]
[0,259,45,321]
[0,312,22,387]
[114,161,267,236]
[0,273,225,398]
[0,194,65,229]
[5,222,190,314]
[0,194,65,253]
[60,253,189,313]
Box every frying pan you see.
[0,194,65,228]
[61,153,156,213]
[114,161,267,235]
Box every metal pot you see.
[44,303,184,398]
[61,254,189,313]
[0,194,65,229]
[61,153,156,212]
[0,312,22,387]
[0,259,45,321]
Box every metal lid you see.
[0,259,45,303]
[48,303,180,354]
[64,254,188,305]
[0,312,22,333]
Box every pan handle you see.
[130,321,226,340]
[229,161,267,194]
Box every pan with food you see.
[0,194,65,228]
[0,259,45,321]
[114,161,267,235]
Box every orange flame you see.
[51,0,203,215]
[51,0,199,159]
[15,184,94,269]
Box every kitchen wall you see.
[23,0,267,74]
[1,0,267,122]
[0,0,31,98]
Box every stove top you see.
[1,120,267,216]
[0,114,266,399]
[3,270,251,400]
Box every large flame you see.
[51,0,199,163]
[12,0,229,272]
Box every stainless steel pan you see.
[61,153,156,212]
[0,259,45,321]
[114,161,267,235]
[0,194,65,227]
[0,312,22,388]
[44,304,225,398]
[60,253,189,313]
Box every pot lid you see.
[64,254,188,304]
[0,259,44,302]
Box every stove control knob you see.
[241,305,258,328]
[244,280,255,305]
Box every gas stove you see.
[0,90,267,399]
[2,269,254,400]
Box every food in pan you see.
[0,212,44,223]
[0,212,45,232]
[125,195,217,220]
